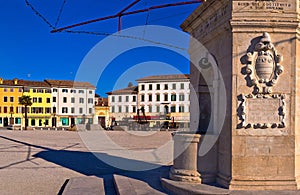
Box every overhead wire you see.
[54,0,68,28]
[25,0,55,30]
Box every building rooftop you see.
[0,78,50,88]
[44,80,95,89]
[95,97,108,106]
[106,86,138,95]
[136,74,190,82]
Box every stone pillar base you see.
[169,167,201,183]
[170,132,201,183]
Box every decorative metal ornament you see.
[246,32,284,94]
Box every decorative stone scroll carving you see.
[245,32,284,94]
[237,94,286,129]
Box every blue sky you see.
[0,0,200,96]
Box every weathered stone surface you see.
[181,0,300,191]
[170,133,201,183]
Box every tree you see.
[19,95,32,130]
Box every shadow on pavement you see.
[0,135,169,194]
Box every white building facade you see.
[106,86,138,122]
[45,80,96,127]
[136,74,190,124]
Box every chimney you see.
[13,78,18,85]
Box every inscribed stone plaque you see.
[233,0,294,12]
[237,94,286,128]
[247,98,280,124]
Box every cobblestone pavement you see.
[0,130,172,195]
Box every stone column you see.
[169,132,201,182]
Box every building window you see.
[132,96,136,102]
[141,94,145,102]
[70,89,76,93]
[71,107,75,114]
[79,98,84,104]
[79,90,84,94]
[10,106,13,113]
[179,94,185,101]
[79,108,83,114]
[10,88,14,92]
[88,98,93,104]
[125,106,129,113]
[164,94,168,101]
[141,85,145,91]
[45,119,49,126]
[156,84,160,90]
[45,89,51,93]
[171,94,176,101]
[156,94,160,101]
[14,118,21,125]
[149,84,152,90]
[156,106,160,113]
[53,97,57,102]
[18,88,22,92]
[180,83,185,89]
[63,97,67,103]
[53,107,56,114]
[3,96,7,102]
[32,97,37,103]
[4,107,7,113]
[89,91,93,94]
[148,94,152,102]
[111,96,115,102]
[118,106,122,113]
[10,97,14,102]
[45,108,51,114]
[112,106,115,113]
[33,89,37,93]
[118,96,122,102]
[4,88,7,92]
[46,98,51,103]
[132,106,136,113]
[89,108,93,114]
[53,89,58,92]
[0,107,1,113]
[71,97,75,103]
[37,89,44,93]
[0,118,2,124]
[24,88,30,92]
[179,105,185,113]
[171,106,176,113]
[148,105,152,113]
[125,96,129,102]
[62,89,68,93]
[172,83,176,89]
[31,119,35,126]
[164,84,168,90]
[62,107,68,113]
[60,118,69,126]
[38,97,42,103]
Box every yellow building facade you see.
[0,79,52,129]
[0,79,23,127]
[22,81,52,128]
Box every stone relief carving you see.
[237,94,286,129]
[245,32,284,94]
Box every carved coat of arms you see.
[245,32,284,94]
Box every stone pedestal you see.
[181,0,300,191]
[169,132,201,183]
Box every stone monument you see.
[180,0,300,190]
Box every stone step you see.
[61,176,105,195]
[161,178,229,195]
[113,174,167,195]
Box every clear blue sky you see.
[0,0,200,96]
